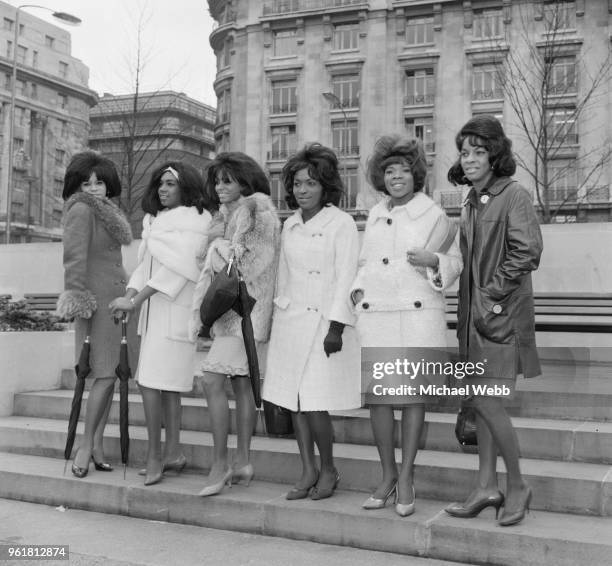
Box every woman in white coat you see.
[351,136,462,515]
[110,162,212,486]
[264,143,361,501]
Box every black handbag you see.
[263,401,294,437]
[455,404,478,446]
[199,257,240,337]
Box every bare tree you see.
[495,2,611,223]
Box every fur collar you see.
[64,192,132,245]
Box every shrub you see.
[0,297,66,332]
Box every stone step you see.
[0,451,610,566]
[13,389,612,465]
[0,416,610,517]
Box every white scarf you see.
[139,206,210,282]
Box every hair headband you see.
[163,166,179,181]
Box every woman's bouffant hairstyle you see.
[367,135,428,195]
[142,161,213,215]
[62,151,122,200]
[282,143,344,209]
[447,114,516,186]
[204,152,270,208]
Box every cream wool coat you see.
[263,205,361,412]
[351,192,462,348]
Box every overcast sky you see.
[10,0,218,106]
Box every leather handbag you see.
[455,404,478,446]
[263,400,294,437]
[199,257,239,337]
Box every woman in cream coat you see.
[110,161,212,486]
[264,144,361,501]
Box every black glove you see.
[323,320,345,357]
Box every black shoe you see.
[445,491,505,519]
[310,470,340,501]
[91,456,113,472]
[71,463,89,479]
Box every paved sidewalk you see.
[0,499,472,566]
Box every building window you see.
[271,80,297,113]
[53,179,63,198]
[548,56,576,94]
[404,68,435,105]
[30,83,37,99]
[473,9,503,39]
[546,108,578,144]
[4,74,10,89]
[331,120,359,156]
[544,1,575,30]
[15,79,26,96]
[330,74,360,108]
[32,50,38,68]
[472,64,504,100]
[406,17,434,46]
[55,148,65,167]
[547,160,577,202]
[59,61,68,78]
[339,168,358,209]
[6,40,12,58]
[269,172,289,211]
[273,29,297,57]
[52,209,63,228]
[405,117,435,153]
[58,93,68,109]
[16,45,27,64]
[333,22,359,51]
[60,120,69,138]
[216,89,231,123]
[15,107,26,126]
[13,137,25,152]
[45,35,55,48]
[269,125,296,160]
[4,18,14,31]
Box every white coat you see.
[351,192,462,349]
[263,205,361,411]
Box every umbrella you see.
[63,324,92,473]
[234,274,260,408]
[115,313,132,478]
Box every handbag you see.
[263,400,294,437]
[455,404,478,446]
[199,256,240,337]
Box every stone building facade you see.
[207,0,611,222]
[0,1,97,242]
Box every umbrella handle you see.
[121,313,128,342]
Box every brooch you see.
[480,194,490,204]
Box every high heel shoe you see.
[232,463,254,486]
[362,481,397,510]
[144,469,163,486]
[71,463,89,479]
[310,469,340,501]
[198,468,233,497]
[163,454,187,474]
[498,487,532,527]
[395,485,416,517]
[445,490,505,519]
[91,456,113,472]
[286,470,319,500]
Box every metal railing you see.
[472,89,504,101]
[263,0,365,15]
[267,148,296,160]
[439,191,464,209]
[333,145,360,156]
[270,103,297,114]
[403,93,435,106]
[328,97,360,109]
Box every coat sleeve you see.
[427,235,463,292]
[56,202,97,319]
[328,215,359,326]
[273,230,290,309]
[235,210,279,285]
[349,212,374,298]
[488,187,543,300]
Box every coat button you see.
[382,257,389,265]
[386,218,392,225]
[414,301,422,308]
[362,302,370,309]
[492,304,502,314]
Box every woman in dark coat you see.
[56,152,133,478]
[445,115,543,526]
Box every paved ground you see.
[0,499,473,566]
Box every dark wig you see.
[204,152,270,208]
[62,151,121,200]
[447,114,516,186]
[282,143,343,209]
[141,161,213,215]
[367,135,427,195]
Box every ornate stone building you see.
[208,0,612,222]
[0,1,97,242]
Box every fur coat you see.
[190,192,281,342]
[56,191,133,379]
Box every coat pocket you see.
[472,289,515,344]
[167,303,193,343]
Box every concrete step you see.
[13,389,612,465]
[0,415,610,517]
[0,451,611,566]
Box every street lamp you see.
[5,5,81,244]
[322,91,350,204]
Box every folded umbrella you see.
[115,314,132,478]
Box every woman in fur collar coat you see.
[110,162,212,487]
[190,152,280,496]
[56,152,133,478]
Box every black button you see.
[382,258,389,265]
[386,218,392,225]
[414,301,422,308]
[362,302,370,309]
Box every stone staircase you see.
[1,359,612,565]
